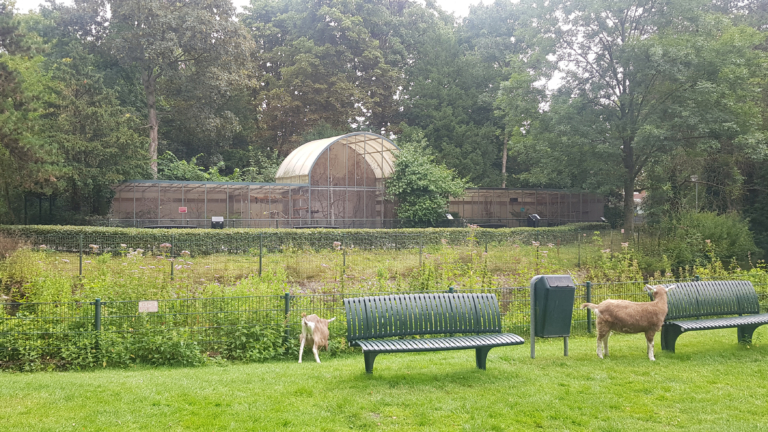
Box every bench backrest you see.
[343,293,502,342]
[661,281,760,320]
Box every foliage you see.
[658,211,758,268]
[158,151,240,182]
[0,222,635,254]
[241,0,405,151]
[218,322,285,363]
[511,0,768,230]
[386,130,472,225]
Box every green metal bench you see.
[343,293,524,374]
[658,281,768,353]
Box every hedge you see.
[0,223,609,255]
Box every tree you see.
[525,0,767,230]
[494,63,545,188]
[386,128,471,226]
[101,0,253,177]
[41,41,148,216]
[399,21,504,186]
[1,2,59,222]
[240,0,403,153]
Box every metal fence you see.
[14,229,644,289]
[4,276,766,361]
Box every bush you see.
[0,223,609,255]
[659,211,758,269]
[218,322,285,362]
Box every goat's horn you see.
[667,284,676,290]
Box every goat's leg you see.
[596,323,610,359]
[596,336,603,359]
[298,335,306,363]
[646,331,655,361]
[313,344,321,363]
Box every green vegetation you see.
[386,130,472,226]
[2,0,767,248]
[1,331,767,430]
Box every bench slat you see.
[664,281,759,320]
[356,334,525,353]
[344,293,506,341]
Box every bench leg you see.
[661,325,682,353]
[737,325,760,345]
[364,352,378,374]
[475,347,492,370]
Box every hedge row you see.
[0,223,609,255]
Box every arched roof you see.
[274,132,399,184]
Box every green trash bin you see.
[530,275,576,358]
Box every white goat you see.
[298,313,335,363]
[581,285,674,361]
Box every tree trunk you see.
[142,70,159,178]
[622,138,635,232]
[501,135,508,188]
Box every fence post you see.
[94,298,101,332]
[343,234,347,269]
[79,234,83,276]
[284,292,291,341]
[259,232,263,277]
[485,239,488,254]
[578,231,581,268]
[448,286,454,294]
[419,235,423,267]
[585,282,592,334]
[694,274,700,282]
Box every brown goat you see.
[581,285,675,361]
[298,313,336,363]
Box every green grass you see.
[2,329,767,431]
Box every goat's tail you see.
[580,303,599,311]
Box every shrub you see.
[0,223,610,256]
[218,322,285,362]
[659,211,758,269]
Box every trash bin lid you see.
[544,275,573,287]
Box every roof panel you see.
[274,132,399,183]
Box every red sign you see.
[179,207,188,214]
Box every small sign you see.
[138,301,159,313]
[179,207,187,213]
[621,229,625,234]
[212,216,224,222]
[445,214,454,220]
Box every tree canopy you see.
[0,0,766,249]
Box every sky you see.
[12,0,492,17]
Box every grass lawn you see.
[2,329,767,431]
